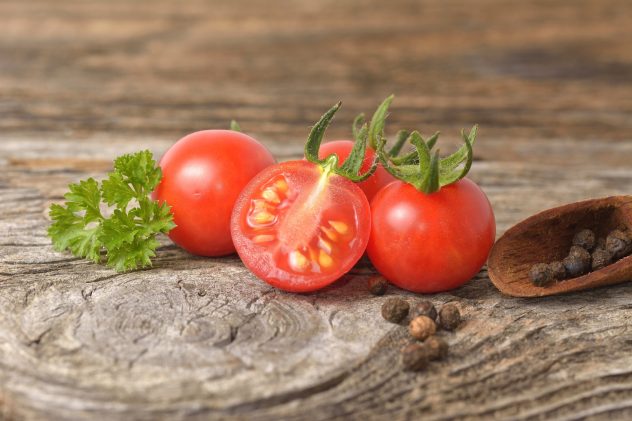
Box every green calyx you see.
[368,95,394,150]
[303,95,477,193]
[304,102,379,183]
[230,120,242,132]
[378,125,478,194]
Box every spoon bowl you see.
[488,195,632,297]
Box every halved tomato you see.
[231,160,370,292]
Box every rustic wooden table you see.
[1,0,632,419]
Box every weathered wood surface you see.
[1,0,632,419]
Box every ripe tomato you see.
[231,160,370,292]
[154,130,275,256]
[367,178,495,293]
[318,140,395,201]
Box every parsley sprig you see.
[48,150,175,272]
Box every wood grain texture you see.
[1,0,632,419]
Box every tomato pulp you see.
[367,178,495,293]
[154,130,275,256]
[231,160,371,292]
[318,140,395,201]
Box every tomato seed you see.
[252,234,275,243]
[289,250,310,272]
[329,220,348,235]
[274,178,288,193]
[252,211,275,225]
[318,237,333,254]
[252,199,271,211]
[318,250,333,268]
[262,188,281,204]
[321,226,339,242]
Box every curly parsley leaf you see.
[48,178,103,263]
[48,150,175,272]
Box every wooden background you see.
[1,0,632,419]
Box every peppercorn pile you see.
[529,228,632,287]
[380,297,461,372]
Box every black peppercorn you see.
[409,316,437,341]
[424,336,449,361]
[572,229,596,251]
[381,297,409,323]
[549,261,566,280]
[592,248,612,270]
[438,303,461,331]
[368,276,388,296]
[410,301,437,321]
[606,229,632,260]
[529,263,554,286]
[569,245,591,265]
[401,343,430,371]
[563,255,589,278]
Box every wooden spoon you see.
[488,195,632,297]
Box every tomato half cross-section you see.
[231,102,374,292]
[231,160,370,292]
[153,130,275,257]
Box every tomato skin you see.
[367,178,495,293]
[153,130,275,256]
[317,140,395,201]
[231,160,371,292]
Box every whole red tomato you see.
[318,140,395,201]
[153,130,275,256]
[367,178,495,293]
